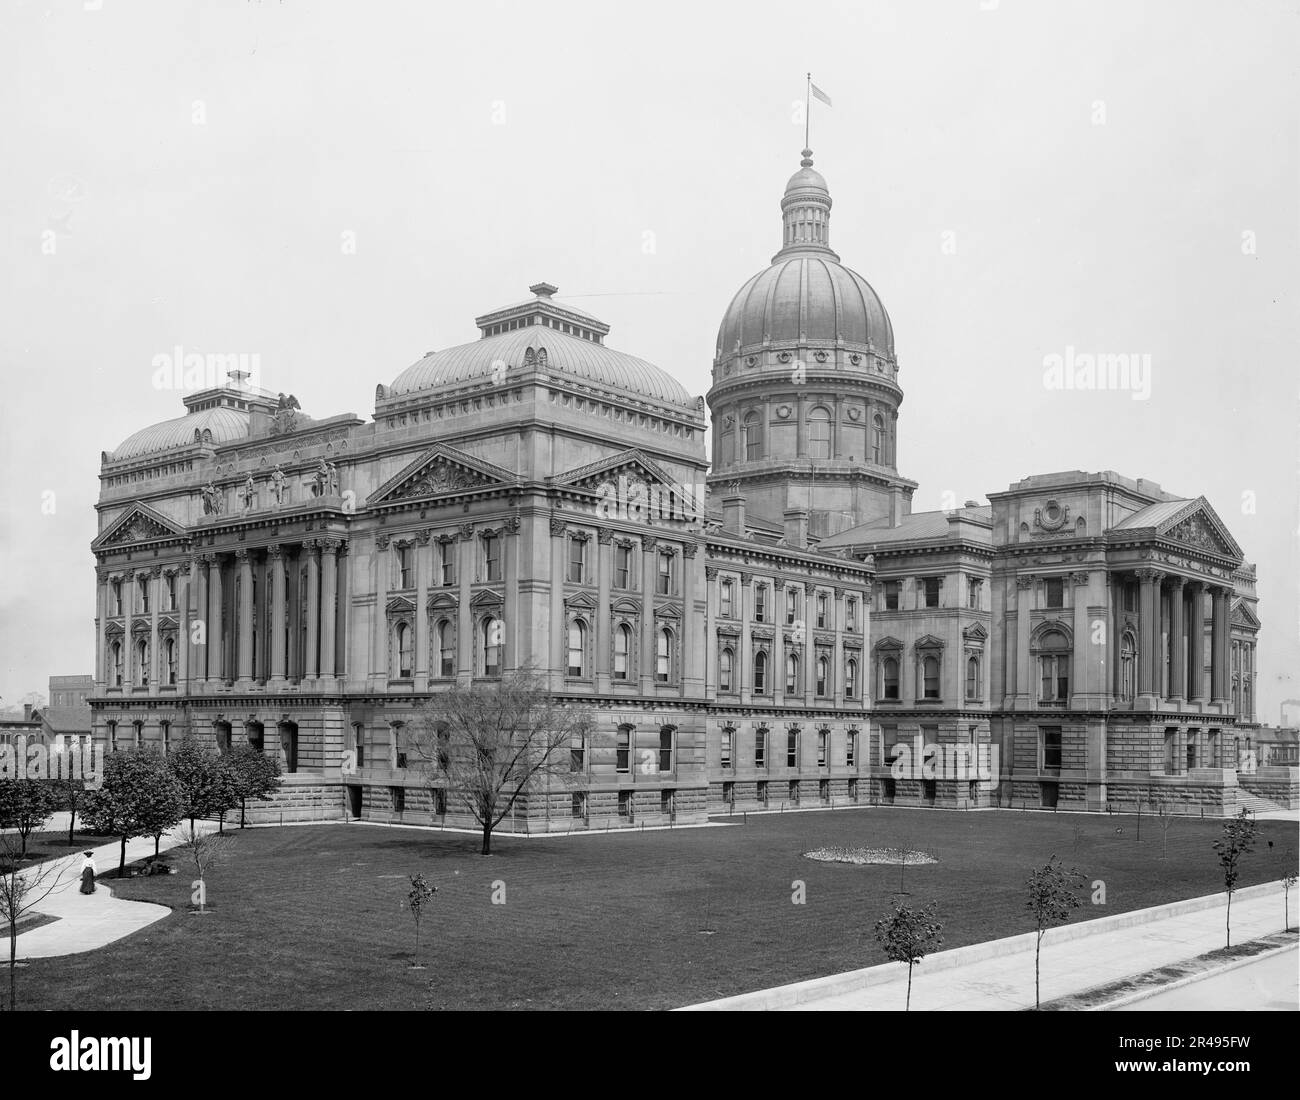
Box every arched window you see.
[882,656,899,699]
[482,616,503,677]
[110,641,123,687]
[807,407,831,460]
[743,411,762,461]
[719,647,734,692]
[816,656,829,697]
[845,658,858,699]
[871,413,885,464]
[136,639,150,686]
[923,655,940,699]
[656,628,671,682]
[165,637,177,685]
[1037,629,1070,703]
[614,624,631,680]
[437,620,455,678]
[965,655,979,700]
[567,621,586,677]
[1119,633,1136,702]
[753,650,768,694]
[395,622,412,678]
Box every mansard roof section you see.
[367,443,518,508]
[92,501,190,552]
[1111,496,1243,562]
[819,506,993,552]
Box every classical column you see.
[832,396,843,459]
[456,524,474,686]
[502,517,520,673]
[795,394,807,457]
[832,586,846,706]
[1210,585,1229,704]
[269,545,286,684]
[304,540,320,680]
[94,571,107,689]
[1070,571,1090,706]
[336,542,351,682]
[639,535,657,693]
[1136,568,1162,701]
[738,572,753,706]
[804,587,816,706]
[1186,582,1205,701]
[1014,575,1034,705]
[413,531,430,689]
[550,518,568,691]
[235,551,253,683]
[1167,576,1186,702]
[177,564,191,689]
[773,578,786,706]
[319,539,339,678]
[704,565,718,704]
[371,535,389,682]
[123,569,135,689]
[682,543,701,699]
[596,529,613,692]
[208,558,224,681]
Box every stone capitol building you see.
[90,146,1290,828]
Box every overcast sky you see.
[1,0,1296,722]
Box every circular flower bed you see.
[802,846,938,866]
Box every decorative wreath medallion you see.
[745,355,757,367]
[850,353,862,365]
[776,405,792,419]
[847,407,861,421]
[777,351,792,363]
[814,350,828,363]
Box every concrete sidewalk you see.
[10,821,217,959]
[682,881,1297,1011]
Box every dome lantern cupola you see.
[774,148,837,263]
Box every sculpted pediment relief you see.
[369,444,514,506]
[93,502,187,551]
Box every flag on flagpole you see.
[810,83,832,107]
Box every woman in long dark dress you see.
[79,850,97,894]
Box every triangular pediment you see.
[470,589,504,608]
[873,635,904,651]
[1231,601,1261,631]
[368,443,514,507]
[93,502,188,551]
[1155,498,1243,561]
[565,591,598,611]
[915,633,945,650]
[962,622,988,642]
[549,449,703,520]
[655,604,681,620]
[386,595,416,614]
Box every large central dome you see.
[715,149,894,362]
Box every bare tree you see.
[176,822,234,915]
[1025,855,1084,1008]
[410,671,595,855]
[1213,808,1260,948]
[0,829,70,1010]
[1156,798,1176,860]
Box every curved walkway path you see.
[9,821,216,960]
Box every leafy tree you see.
[49,777,91,846]
[226,743,282,828]
[168,738,239,832]
[0,779,59,858]
[81,750,184,876]
[1025,855,1084,1008]
[0,829,69,1010]
[1213,808,1259,947]
[406,873,437,966]
[410,671,595,855]
[874,900,943,1010]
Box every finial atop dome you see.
[529,282,558,299]
[800,148,814,168]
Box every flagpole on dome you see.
[805,71,811,150]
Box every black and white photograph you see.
[0,0,1296,1077]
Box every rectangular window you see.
[721,729,733,770]
[788,780,800,804]
[786,589,798,625]
[846,597,857,632]
[848,777,859,801]
[439,541,455,586]
[397,750,408,769]
[483,534,500,582]
[618,791,632,819]
[616,729,630,773]
[846,730,857,768]
[723,781,735,805]
[656,552,672,595]
[819,778,830,803]
[391,786,405,813]
[757,779,769,806]
[787,730,799,769]
[817,729,828,767]
[572,792,586,819]
[816,593,828,628]
[166,574,176,612]
[569,738,585,773]
[353,724,365,769]
[968,578,981,609]
[568,537,585,584]
[755,729,767,769]
[924,577,940,608]
[659,728,673,773]
[660,789,675,816]
[755,586,767,623]
[884,580,899,611]
[1041,727,1062,770]
[161,721,171,753]
[656,631,670,682]
[1045,577,1064,609]
[721,580,733,618]
[615,545,632,589]
[139,579,150,614]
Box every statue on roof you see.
[312,458,329,497]
[241,474,256,511]
[271,393,301,436]
[201,481,223,516]
[270,464,286,506]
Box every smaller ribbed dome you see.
[785,160,828,196]
[110,406,249,461]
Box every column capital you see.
[303,538,319,551]
[549,516,568,538]
[1070,571,1090,586]
[266,543,283,558]
[1134,567,1164,583]
[233,548,250,562]
[319,538,343,555]
[597,527,613,545]
[1015,574,1036,589]
[704,565,719,581]
[503,514,521,535]
[682,542,699,559]
[1164,573,1186,590]
[458,522,475,542]
[643,535,659,553]
[773,577,785,590]
[739,571,753,586]
[414,528,433,546]
[375,533,391,550]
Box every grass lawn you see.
[21,808,1299,1011]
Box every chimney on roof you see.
[722,484,746,535]
[889,485,904,528]
[964,500,979,508]
[783,508,809,549]
[23,703,32,721]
